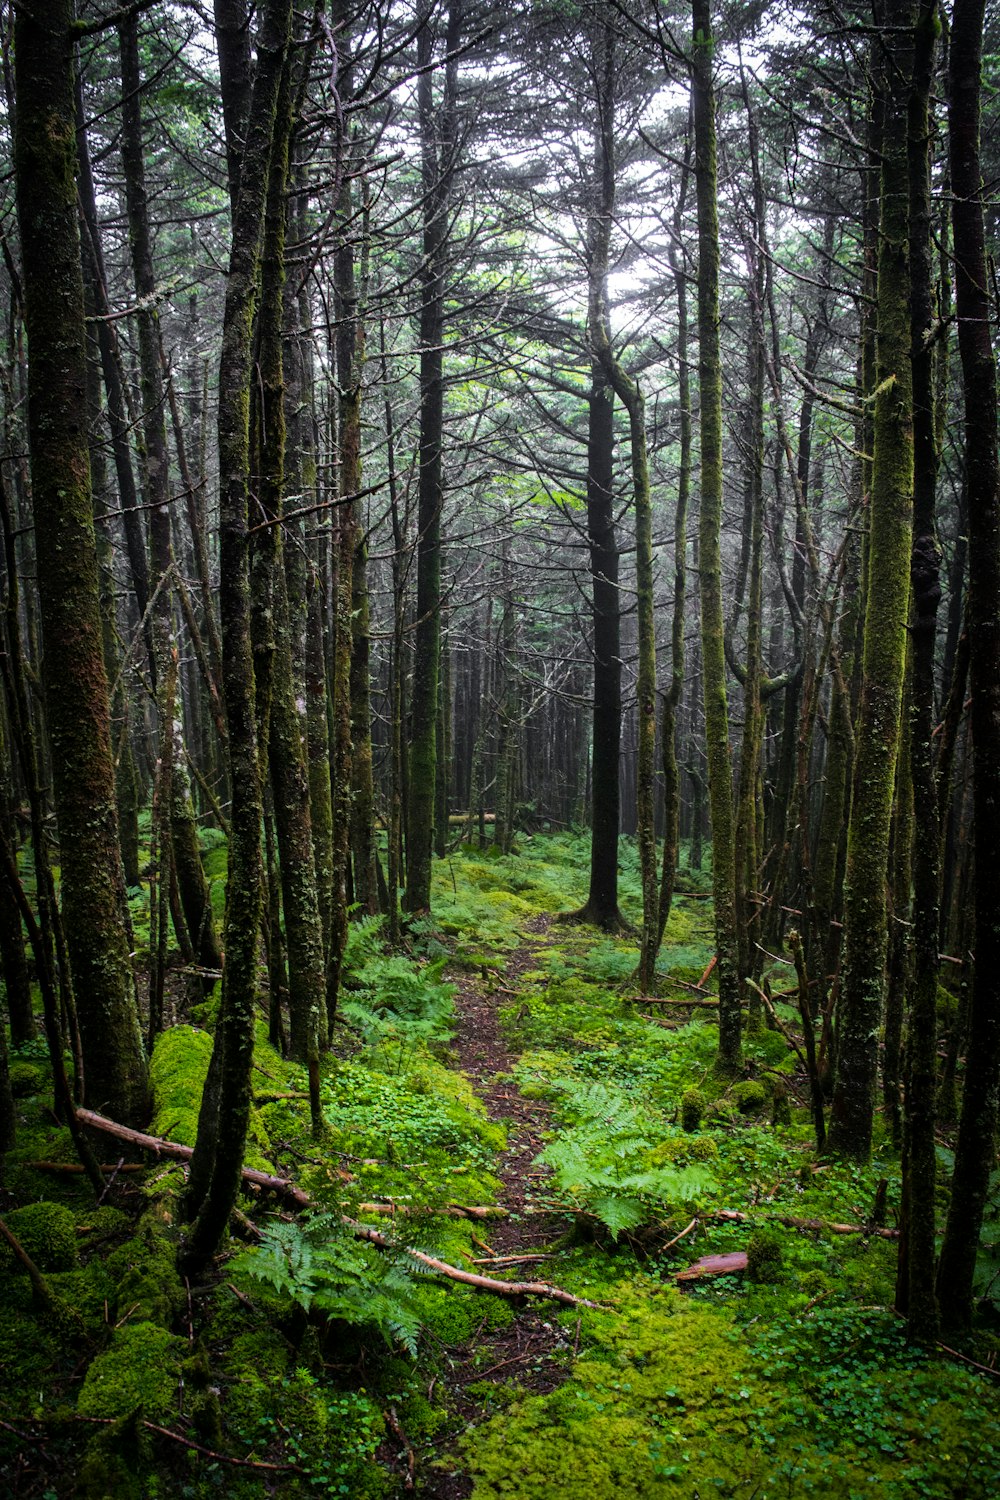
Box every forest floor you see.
[2,831,1000,1499]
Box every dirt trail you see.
[421,915,576,1499]
[448,913,564,1255]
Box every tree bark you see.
[181,0,292,1274]
[936,0,1000,1333]
[691,0,741,1071]
[13,0,148,1125]
[829,0,915,1158]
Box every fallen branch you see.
[76,1109,312,1209]
[357,1202,508,1220]
[22,1161,147,1175]
[471,1253,555,1266]
[697,955,718,989]
[662,1216,699,1252]
[714,1208,898,1240]
[78,1109,604,1309]
[348,1220,608,1308]
[744,978,807,1069]
[635,990,719,1007]
[67,1415,301,1473]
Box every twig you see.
[745,978,808,1069]
[936,1342,1000,1380]
[67,1415,302,1472]
[662,1216,698,1252]
[470,1253,555,1266]
[386,1406,415,1490]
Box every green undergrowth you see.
[3,830,999,1498]
[464,1282,1000,1499]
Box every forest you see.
[1,0,999,1493]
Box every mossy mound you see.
[731,1079,768,1116]
[149,1024,213,1145]
[8,1060,43,1097]
[77,1323,185,1421]
[3,1200,77,1271]
[680,1087,705,1132]
[746,1229,783,1284]
[105,1212,184,1326]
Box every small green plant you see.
[230,1213,427,1354]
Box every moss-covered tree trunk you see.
[658,151,692,943]
[896,0,941,1343]
[256,67,324,1127]
[13,0,148,1125]
[936,0,1000,1333]
[691,0,741,1071]
[406,0,462,915]
[829,0,915,1159]
[181,0,292,1273]
[570,16,626,933]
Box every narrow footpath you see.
[426,914,577,1498]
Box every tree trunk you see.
[406,0,462,914]
[181,0,292,1273]
[829,0,915,1158]
[691,0,741,1072]
[936,0,1000,1333]
[13,0,148,1125]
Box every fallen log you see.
[676,1251,748,1282]
[22,1160,147,1175]
[77,1109,604,1309]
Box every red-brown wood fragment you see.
[675,1251,748,1281]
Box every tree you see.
[935,0,1000,1333]
[13,0,148,1125]
[828,0,915,1159]
[182,0,293,1274]
[691,0,741,1072]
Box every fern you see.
[230,1213,427,1354]
[537,1078,718,1237]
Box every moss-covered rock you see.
[681,1087,705,1132]
[3,1200,77,1271]
[731,1080,768,1116]
[746,1229,783,1284]
[77,1323,185,1421]
[8,1060,43,1097]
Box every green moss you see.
[680,1087,705,1132]
[770,1081,792,1127]
[8,1060,43,1096]
[77,1413,150,1500]
[105,1212,183,1325]
[3,1200,77,1271]
[415,1283,515,1346]
[77,1323,185,1421]
[746,1230,783,1284]
[731,1080,768,1116]
[148,1024,212,1145]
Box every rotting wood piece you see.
[676,1251,748,1281]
